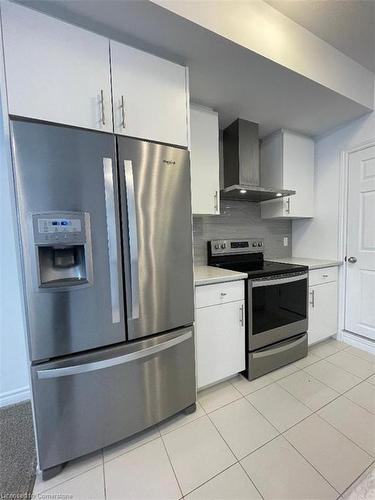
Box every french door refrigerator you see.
[10,118,195,478]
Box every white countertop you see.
[270,257,343,270]
[194,265,247,286]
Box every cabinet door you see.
[283,132,314,218]
[196,300,245,389]
[308,282,338,345]
[1,3,112,132]
[111,41,188,146]
[190,106,220,214]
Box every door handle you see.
[309,289,315,308]
[121,95,126,129]
[347,257,357,263]
[124,160,140,320]
[103,158,120,323]
[37,330,192,379]
[214,191,219,213]
[285,197,291,214]
[240,304,244,327]
[100,89,106,125]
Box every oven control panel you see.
[209,239,264,255]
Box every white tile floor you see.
[33,338,375,499]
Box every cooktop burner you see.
[207,238,308,279]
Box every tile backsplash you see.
[193,200,292,265]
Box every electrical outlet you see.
[283,237,289,247]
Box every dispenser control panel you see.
[38,218,82,234]
[32,212,86,245]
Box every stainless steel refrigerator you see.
[10,119,195,478]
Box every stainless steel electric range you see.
[208,239,308,380]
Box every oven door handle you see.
[252,273,308,288]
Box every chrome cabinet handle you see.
[309,289,315,308]
[124,160,140,320]
[214,191,219,213]
[103,158,120,323]
[100,89,106,125]
[240,304,244,327]
[37,331,192,379]
[322,274,329,278]
[121,95,126,129]
[285,197,291,214]
[220,292,227,296]
[348,257,357,263]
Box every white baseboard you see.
[0,386,30,408]
[341,330,375,354]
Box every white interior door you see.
[345,145,375,340]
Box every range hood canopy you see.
[222,119,295,202]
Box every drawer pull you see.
[220,292,227,296]
[322,274,329,278]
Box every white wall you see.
[154,0,374,109]
[0,46,30,406]
[293,103,375,260]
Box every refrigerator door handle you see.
[124,160,140,320]
[103,158,120,324]
[36,330,192,379]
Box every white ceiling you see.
[12,0,372,137]
[265,0,375,72]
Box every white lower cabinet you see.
[308,269,338,345]
[195,281,245,389]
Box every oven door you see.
[248,272,308,350]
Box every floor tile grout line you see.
[34,460,104,496]
[103,431,161,465]
[181,462,241,499]
[337,345,375,364]
[159,412,207,437]
[159,432,184,499]
[323,352,375,379]
[238,460,265,500]
[315,410,375,459]
[336,459,375,499]
[341,392,375,417]
[281,431,341,495]
[274,370,341,411]
[204,407,266,500]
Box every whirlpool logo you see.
[162,160,176,166]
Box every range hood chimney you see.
[222,119,295,202]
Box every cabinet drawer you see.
[196,280,244,308]
[309,266,338,286]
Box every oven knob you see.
[221,243,226,249]
[214,244,220,250]
[252,242,257,247]
[258,242,263,247]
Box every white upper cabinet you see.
[111,41,188,146]
[261,130,314,219]
[1,2,112,133]
[190,105,220,214]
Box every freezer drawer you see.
[247,333,307,380]
[31,327,196,471]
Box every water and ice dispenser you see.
[32,212,93,290]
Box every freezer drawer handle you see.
[124,160,140,320]
[103,158,120,324]
[37,330,192,379]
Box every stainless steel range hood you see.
[222,119,295,202]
